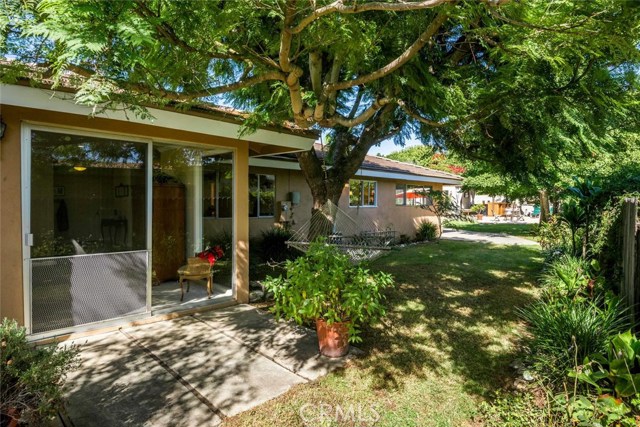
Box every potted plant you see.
[470,203,485,220]
[264,239,393,357]
[1,319,79,426]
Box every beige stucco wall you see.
[235,165,444,239]
[337,179,442,238]
[0,104,256,324]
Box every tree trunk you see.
[539,190,551,224]
[295,105,396,240]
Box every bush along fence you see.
[621,197,640,325]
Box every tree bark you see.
[539,190,551,224]
[296,105,397,238]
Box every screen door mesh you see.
[30,251,148,334]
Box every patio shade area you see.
[59,305,349,426]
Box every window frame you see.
[349,179,378,208]
[396,184,433,206]
[249,173,276,218]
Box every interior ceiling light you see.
[73,166,87,171]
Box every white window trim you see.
[396,184,433,206]
[250,173,276,218]
[349,179,378,208]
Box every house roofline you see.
[1,84,317,152]
[248,157,463,185]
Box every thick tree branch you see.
[290,0,452,34]
[325,54,343,115]
[325,12,449,93]
[309,51,323,96]
[348,85,365,119]
[325,98,394,127]
[279,0,297,72]
[398,100,445,127]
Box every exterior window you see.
[395,184,406,206]
[249,174,275,217]
[349,179,377,207]
[396,184,432,206]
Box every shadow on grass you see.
[355,240,543,394]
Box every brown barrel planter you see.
[316,319,350,358]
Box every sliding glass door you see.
[26,128,150,334]
[23,126,236,335]
[151,144,234,308]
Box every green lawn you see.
[445,220,539,240]
[226,240,543,427]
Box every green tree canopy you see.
[2,0,639,210]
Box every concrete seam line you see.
[118,329,227,420]
[190,314,312,382]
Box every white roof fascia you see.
[1,84,316,150]
[353,168,462,185]
[248,157,462,184]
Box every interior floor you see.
[152,279,232,308]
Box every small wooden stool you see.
[178,257,213,301]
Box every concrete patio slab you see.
[194,305,348,380]
[63,330,221,426]
[60,304,348,426]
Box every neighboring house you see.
[0,83,316,339]
[0,82,461,339]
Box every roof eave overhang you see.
[1,84,316,153]
[248,157,462,185]
[353,168,462,185]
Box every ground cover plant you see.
[226,240,542,427]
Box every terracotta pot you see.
[315,319,350,358]
[476,213,483,220]
[6,407,19,427]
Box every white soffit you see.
[1,84,316,150]
[249,157,462,185]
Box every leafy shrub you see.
[397,234,412,245]
[0,319,80,425]
[553,393,635,427]
[519,296,629,384]
[538,216,577,259]
[540,255,602,301]
[259,227,297,263]
[415,220,438,242]
[572,331,640,398]
[264,239,393,343]
[470,203,485,214]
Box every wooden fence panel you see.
[621,198,638,323]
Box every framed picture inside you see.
[115,184,130,198]
[54,186,65,197]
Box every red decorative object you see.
[196,245,224,266]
